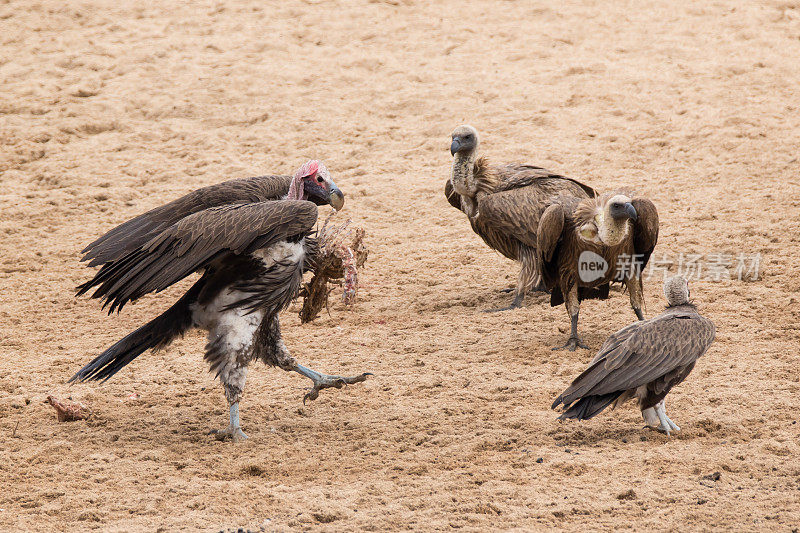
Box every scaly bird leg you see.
[553,302,589,352]
[641,407,660,429]
[655,399,680,434]
[209,372,248,442]
[209,402,248,442]
[292,364,371,404]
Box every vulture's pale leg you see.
[553,287,589,351]
[261,317,371,404]
[292,364,371,404]
[196,297,262,443]
[655,400,680,433]
[641,407,660,428]
[210,368,249,442]
[210,401,248,442]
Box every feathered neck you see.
[451,154,498,199]
[287,176,304,201]
[665,302,697,310]
[574,193,632,247]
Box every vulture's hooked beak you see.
[450,138,461,156]
[329,183,345,211]
[624,202,638,222]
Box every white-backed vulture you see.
[70,160,369,441]
[537,190,659,350]
[445,125,596,311]
[551,276,715,435]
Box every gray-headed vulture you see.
[70,160,369,442]
[537,190,659,350]
[446,125,597,311]
[552,276,715,435]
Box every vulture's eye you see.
[316,175,324,184]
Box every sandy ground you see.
[2,0,800,530]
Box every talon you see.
[552,337,589,351]
[209,426,248,442]
[301,372,371,404]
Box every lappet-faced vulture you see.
[445,125,596,311]
[537,190,659,350]
[551,276,715,435]
[70,160,369,441]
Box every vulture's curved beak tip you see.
[329,188,345,211]
[450,139,460,157]
[625,203,638,222]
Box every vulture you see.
[552,276,715,435]
[70,160,369,442]
[537,189,659,350]
[445,125,597,311]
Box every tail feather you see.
[556,391,623,421]
[69,281,202,383]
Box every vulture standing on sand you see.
[70,160,369,441]
[552,276,715,434]
[445,125,597,311]
[537,188,659,350]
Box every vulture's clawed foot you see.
[654,404,680,435]
[294,364,371,404]
[499,287,515,294]
[552,337,590,351]
[209,426,248,442]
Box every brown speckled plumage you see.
[536,191,659,349]
[552,278,715,429]
[446,126,596,308]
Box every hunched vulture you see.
[552,276,715,435]
[537,191,659,350]
[70,160,369,441]
[445,125,597,311]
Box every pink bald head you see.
[286,160,342,210]
[288,160,324,201]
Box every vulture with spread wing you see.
[552,276,715,434]
[537,190,659,350]
[445,125,596,311]
[70,160,369,441]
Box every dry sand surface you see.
[2,0,800,530]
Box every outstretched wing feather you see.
[81,200,317,313]
[81,175,293,266]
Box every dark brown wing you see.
[630,197,659,273]
[444,179,462,210]
[81,175,293,266]
[536,203,566,264]
[77,200,317,313]
[478,176,590,249]
[495,164,596,198]
[553,308,715,409]
[477,188,545,249]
